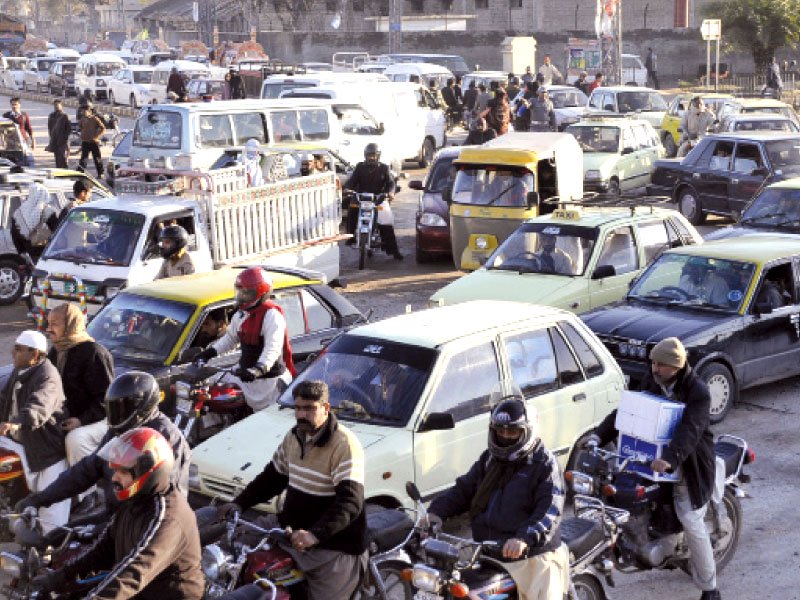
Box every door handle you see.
[731,178,739,184]
[572,393,587,403]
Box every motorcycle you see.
[348,192,391,270]
[0,450,29,541]
[68,111,121,155]
[564,434,753,596]
[173,365,249,447]
[197,503,418,599]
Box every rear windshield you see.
[96,62,120,76]
[133,110,182,149]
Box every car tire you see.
[663,134,678,158]
[419,138,435,168]
[130,93,138,108]
[678,187,706,225]
[625,81,638,86]
[108,90,115,105]
[700,362,736,423]
[0,259,25,305]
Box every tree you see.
[703,0,800,71]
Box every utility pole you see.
[388,0,401,53]
[617,0,623,85]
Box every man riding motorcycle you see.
[32,427,204,600]
[15,371,191,520]
[194,267,296,412]
[427,398,569,600]
[677,97,716,157]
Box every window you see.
[270,110,300,142]
[273,290,305,337]
[705,140,735,171]
[550,327,583,386]
[198,114,233,148]
[301,289,334,332]
[752,262,794,312]
[337,107,382,135]
[149,212,197,253]
[596,226,639,275]
[637,220,671,263]
[475,0,488,7]
[601,93,615,112]
[426,343,500,421]
[621,127,636,151]
[504,330,558,397]
[732,143,763,173]
[231,112,266,144]
[133,110,182,149]
[588,92,602,110]
[632,125,652,149]
[560,321,604,377]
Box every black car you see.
[706,178,800,240]
[48,61,77,96]
[648,132,800,225]
[582,234,800,423]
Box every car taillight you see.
[744,448,755,464]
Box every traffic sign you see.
[701,19,721,41]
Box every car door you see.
[617,126,640,191]
[663,96,685,148]
[728,142,768,216]
[696,139,735,213]
[412,337,503,496]
[588,225,641,308]
[271,286,341,364]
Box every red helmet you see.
[108,427,174,502]
[235,267,273,308]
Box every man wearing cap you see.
[589,337,722,600]
[0,331,70,531]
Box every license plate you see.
[414,593,441,600]
[49,280,66,294]
[176,398,193,414]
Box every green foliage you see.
[703,0,800,69]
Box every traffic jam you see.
[0,44,796,600]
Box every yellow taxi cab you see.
[660,93,733,157]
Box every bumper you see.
[415,224,452,255]
[647,183,672,197]
[585,181,610,193]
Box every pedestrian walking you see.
[226,67,246,99]
[3,97,34,151]
[645,48,659,89]
[47,99,71,169]
[538,56,563,86]
[78,104,105,178]
[589,72,604,92]
[766,57,783,100]
[522,66,534,84]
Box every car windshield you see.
[112,131,133,158]
[733,119,797,132]
[95,63,119,76]
[278,335,436,426]
[133,110,182,149]
[486,222,598,275]
[62,64,76,75]
[38,60,57,72]
[0,123,23,151]
[43,209,145,266]
[741,188,800,226]
[566,125,620,153]
[133,70,153,83]
[88,293,193,363]
[426,155,456,193]
[628,253,755,312]
[616,91,667,112]
[452,166,534,207]
[550,89,588,108]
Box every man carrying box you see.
[588,337,722,600]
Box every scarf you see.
[53,303,94,373]
[469,456,519,520]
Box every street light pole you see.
[617,0,623,85]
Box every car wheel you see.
[108,90,115,105]
[130,93,138,108]
[678,187,706,225]
[625,81,638,86]
[0,259,25,305]
[418,138,435,168]
[700,362,736,423]
[663,134,678,158]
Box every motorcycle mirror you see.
[405,481,422,502]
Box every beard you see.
[296,418,314,434]
[653,371,678,387]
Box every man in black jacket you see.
[591,337,722,600]
[47,99,71,168]
[226,67,246,99]
[428,398,569,600]
[16,371,191,521]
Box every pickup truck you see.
[647,132,800,225]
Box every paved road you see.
[0,98,798,600]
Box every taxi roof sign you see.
[552,208,582,221]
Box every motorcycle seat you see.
[715,441,743,478]
[366,509,413,553]
[560,516,605,559]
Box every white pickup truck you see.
[30,164,343,320]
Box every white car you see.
[1,57,29,90]
[107,65,154,108]
[587,86,668,129]
[22,57,60,93]
[542,85,589,130]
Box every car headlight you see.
[475,236,489,250]
[0,551,23,578]
[201,544,228,581]
[419,212,447,227]
[411,565,442,593]
[188,463,201,489]
[585,170,602,180]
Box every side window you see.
[300,289,334,332]
[732,143,764,174]
[602,93,615,111]
[198,114,233,148]
[559,321,604,377]
[231,112,266,144]
[550,327,583,387]
[707,140,735,171]
[588,92,602,110]
[621,127,636,151]
[338,107,381,136]
[272,290,305,338]
[152,213,197,251]
[596,225,639,275]
[632,125,651,149]
[637,220,671,263]
[299,109,330,141]
[504,330,558,397]
[426,342,500,421]
[752,262,794,312]
[270,110,300,142]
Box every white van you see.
[382,62,453,89]
[75,53,127,100]
[47,48,81,61]
[148,60,212,103]
[260,72,388,100]
[128,98,391,171]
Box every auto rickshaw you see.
[449,132,583,270]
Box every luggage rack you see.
[544,192,673,215]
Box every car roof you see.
[706,131,800,141]
[592,86,658,93]
[669,234,800,263]
[349,300,568,348]
[120,267,318,306]
[569,116,653,128]
[727,113,792,121]
[530,205,679,228]
[725,98,790,108]
[765,176,800,190]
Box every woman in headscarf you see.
[46,303,114,467]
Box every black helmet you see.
[105,371,161,434]
[488,397,538,462]
[158,225,189,259]
[364,143,381,163]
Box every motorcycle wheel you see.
[679,487,742,576]
[355,561,413,600]
[571,573,606,600]
[358,232,368,270]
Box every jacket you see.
[167,73,187,97]
[80,113,105,143]
[0,359,66,472]
[47,341,114,426]
[62,485,204,600]
[31,412,191,512]
[463,87,478,111]
[234,412,368,555]
[4,110,33,145]
[344,161,395,196]
[464,128,498,146]
[429,444,564,558]
[227,73,246,99]
[48,110,71,148]
[595,365,716,509]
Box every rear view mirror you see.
[406,481,422,502]
[408,180,423,191]
[418,412,455,432]
[592,264,617,279]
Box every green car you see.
[566,115,665,195]
[430,204,703,313]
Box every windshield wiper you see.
[485,185,514,206]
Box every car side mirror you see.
[526,191,539,208]
[755,301,773,315]
[378,122,385,134]
[622,146,635,155]
[592,264,617,279]
[442,185,453,204]
[405,481,422,502]
[418,411,455,432]
[751,167,769,177]
[408,180,423,191]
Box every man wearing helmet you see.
[15,371,191,522]
[33,427,204,600]
[427,398,569,600]
[155,224,195,280]
[194,266,296,411]
[343,143,402,260]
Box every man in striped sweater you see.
[219,380,368,599]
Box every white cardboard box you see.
[615,390,685,442]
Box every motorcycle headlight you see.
[412,564,441,593]
[570,472,595,495]
[201,544,227,581]
[0,551,23,578]
[585,169,602,180]
[175,381,192,401]
[420,212,447,227]
[188,463,201,489]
